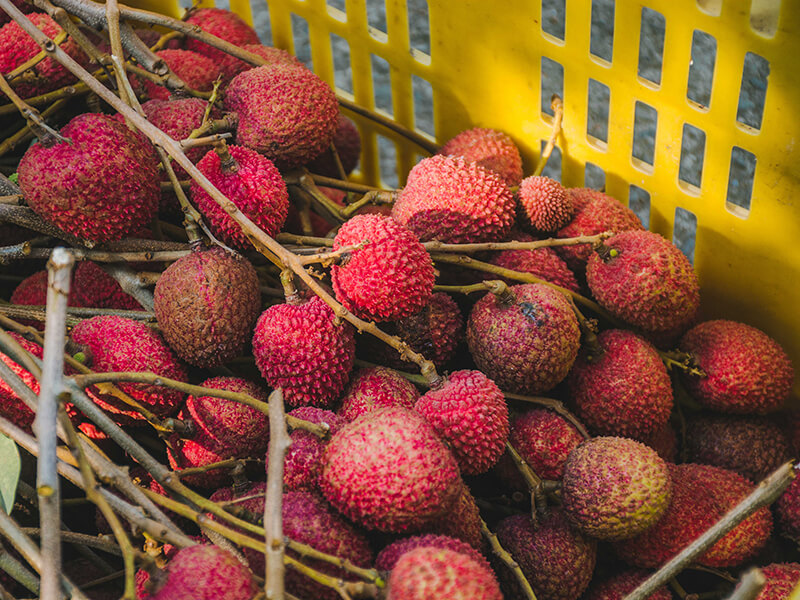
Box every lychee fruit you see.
[392,154,516,243]
[18,113,159,243]
[223,63,339,169]
[358,292,464,372]
[331,214,435,321]
[184,376,269,456]
[283,490,374,600]
[684,414,791,482]
[586,230,700,341]
[1,13,88,98]
[138,97,217,180]
[748,563,800,600]
[415,370,509,475]
[184,8,260,81]
[282,406,346,490]
[583,570,672,600]
[495,509,597,600]
[376,534,491,573]
[426,481,483,549]
[494,408,584,491]
[320,406,462,532]
[252,295,355,407]
[615,463,773,568]
[189,144,289,250]
[679,320,794,414]
[639,421,678,463]
[438,127,523,187]
[556,188,644,273]
[488,245,580,292]
[568,329,673,439]
[561,437,672,541]
[154,247,261,368]
[518,175,573,232]
[140,545,256,600]
[306,114,362,177]
[466,283,581,394]
[0,333,44,430]
[386,547,503,600]
[776,478,800,542]
[337,366,420,422]
[70,316,186,424]
[229,43,304,78]
[138,49,221,100]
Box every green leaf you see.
[7,173,17,184]
[0,433,20,514]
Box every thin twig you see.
[505,442,547,521]
[481,518,537,600]
[299,173,393,195]
[0,546,40,595]
[423,232,612,253]
[724,568,765,600]
[625,462,796,600]
[35,248,73,600]
[533,95,563,177]
[503,392,591,439]
[20,529,123,556]
[265,389,290,600]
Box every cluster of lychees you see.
[0,5,798,600]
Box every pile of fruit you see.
[0,3,797,600]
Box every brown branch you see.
[4,30,68,81]
[533,94,563,177]
[503,392,591,440]
[480,518,536,600]
[265,389,289,599]
[298,173,393,196]
[423,232,612,253]
[505,441,546,521]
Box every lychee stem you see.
[423,231,613,253]
[532,94,563,178]
[481,518,537,600]
[175,458,254,479]
[264,388,290,600]
[179,132,232,151]
[566,297,604,361]
[340,189,397,219]
[280,269,299,304]
[434,280,515,305]
[213,140,239,173]
[149,30,183,51]
[289,172,347,224]
[297,241,368,267]
[503,391,591,440]
[505,441,547,522]
[625,461,796,600]
[0,76,69,148]
[659,349,707,378]
[430,252,622,326]
[276,233,334,248]
[296,172,396,196]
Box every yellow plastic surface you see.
[138,0,800,400]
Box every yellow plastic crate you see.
[139,0,800,400]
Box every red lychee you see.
[561,437,672,541]
[1,13,88,98]
[337,367,420,422]
[518,175,573,232]
[359,292,464,372]
[386,547,503,600]
[615,463,773,568]
[583,570,672,600]
[438,127,523,187]
[494,408,584,490]
[70,316,186,424]
[466,283,580,394]
[283,490,374,600]
[154,247,261,368]
[252,296,355,407]
[777,478,800,542]
[586,230,700,341]
[331,214,435,321]
[223,64,339,169]
[190,145,289,250]
[18,113,160,243]
[0,333,43,431]
[426,481,483,549]
[392,155,516,243]
[142,545,256,600]
[679,320,794,414]
[487,245,580,292]
[138,49,221,100]
[415,370,508,475]
[556,188,644,273]
[320,406,462,532]
[306,114,362,177]
[568,329,672,438]
[184,8,260,81]
[749,563,800,600]
[375,534,491,573]
[282,406,346,490]
[495,509,597,600]
[228,43,304,78]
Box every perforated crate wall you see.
[139,0,800,400]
